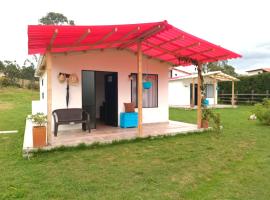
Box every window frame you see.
[205,84,214,98]
[130,73,158,108]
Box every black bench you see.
[52,108,91,136]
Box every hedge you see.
[218,73,270,94]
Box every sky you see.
[0,0,270,73]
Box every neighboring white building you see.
[169,71,239,107]
[246,68,270,76]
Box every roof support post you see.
[46,51,52,144]
[232,81,235,106]
[213,77,217,107]
[197,63,203,128]
[191,78,195,108]
[137,42,143,137]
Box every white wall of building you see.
[170,69,189,78]
[42,49,170,130]
[246,69,264,76]
[168,79,190,106]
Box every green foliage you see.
[205,61,237,77]
[39,12,75,25]
[219,73,270,94]
[237,73,270,93]
[199,63,222,133]
[202,108,222,133]
[253,99,270,125]
[0,60,4,72]
[2,60,20,86]
[202,108,212,120]
[0,58,37,88]
[28,112,47,126]
[20,65,35,80]
[0,77,20,87]
[26,81,39,90]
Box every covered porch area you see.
[189,71,240,108]
[23,120,200,152]
[26,21,241,151]
[49,121,200,148]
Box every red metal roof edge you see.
[28,20,242,65]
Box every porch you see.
[23,120,202,152]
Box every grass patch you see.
[0,88,270,199]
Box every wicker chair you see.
[52,108,91,136]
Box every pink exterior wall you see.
[50,49,170,128]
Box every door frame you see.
[190,83,198,106]
[104,72,118,126]
[82,70,97,129]
[81,70,118,128]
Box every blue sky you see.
[0,0,269,73]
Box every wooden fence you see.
[219,90,270,104]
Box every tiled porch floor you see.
[47,120,202,149]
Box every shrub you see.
[219,73,270,94]
[253,99,270,125]
[202,108,222,133]
[26,81,39,90]
[28,112,47,126]
[0,77,20,87]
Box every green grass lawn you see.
[0,88,270,200]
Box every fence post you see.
[266,90,269,98]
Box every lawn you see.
[0,88,270,199]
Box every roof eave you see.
[35,55,46,77]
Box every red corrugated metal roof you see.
[28,20,241,66]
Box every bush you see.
[219,73,270,94]
[254,99,270,125]
[26,81,39,90]
[0,77,20,87]
[202,108,222,133]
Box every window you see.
[205,84,214,98]
[131,74,158,108]
[42,92,44,99]
[41,79,44,86]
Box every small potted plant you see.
[202,108,211,128]
[28,112,47,148]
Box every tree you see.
[3,61,20,85]
[39,12,75,25]
[20,66,35,80]
[205,61,237,77]
[0,61,5,73]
